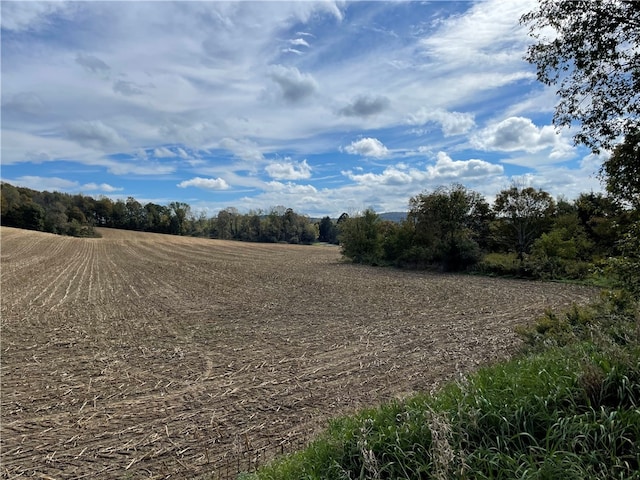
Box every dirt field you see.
[1,226,600,478]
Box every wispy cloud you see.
[407,108,476,136]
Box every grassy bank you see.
[248,291,640,479]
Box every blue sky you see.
[1,1,607,217]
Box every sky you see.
[1,0,608,218]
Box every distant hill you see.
[310,212,407,223]
[379,211,407,223]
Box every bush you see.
[474,253,523,277]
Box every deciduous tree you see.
[493,185,556,261]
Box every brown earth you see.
[0,226,600,479]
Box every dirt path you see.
[0,226,600,479]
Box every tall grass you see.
[248,291,640,480]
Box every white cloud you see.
[82,182,123,193]
[472,117,574,160]
[153,147,175,158]
[289,38,310,48]
[177,177,229,191]
[407,108,476,136]
[344,138,390,159]
[344,152,503,187]
[152,146,191,160]
[344,167,413,186]
[419,0,535,68]
[426,152,504,181]
[10,176,78,191]
[265,159,312,180]
[282,48,303,55]
[219,138,264,162]
[264,181,318,195]
[8,176,122,194]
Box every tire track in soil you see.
[1,227,601,479]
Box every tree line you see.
[0,182,328,244]
[339,182,638,281]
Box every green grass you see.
[246,291,640,480]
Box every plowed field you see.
[1,226,599,478]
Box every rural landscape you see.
[0,226,600,478]
[2,0,640,478]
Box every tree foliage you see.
[521,0,640,153]
[0,182,318,244]
[406,184,490,271]
[604,128,640,208]
[338,209,384,264]
[493,185,556,261]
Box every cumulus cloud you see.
[75,53,110,75]
[339,95,390,117]
[344,137,390,158]
[407,108,476,136]
[472,116,574,160]
[265,159,312,180]
[177,177,229,190]
[344,152,503,186]
[66,120,126,150]
[343,167,412,186]
[426,151,503,180]
[267,65,318,104]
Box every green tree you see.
[521,0,640,154]
[493,185,556,261]
[339,209,383,264]
[407,184,488,271]
[169,201,191,235]
[94,197,113,226]
[318,216,338,244]
[574,192,622,256]
[125,197,145,230]
[604,129,640,208]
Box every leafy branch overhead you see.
[521,0,640,153]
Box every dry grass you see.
[0,227,600,479]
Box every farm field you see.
[1,226,600,479]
